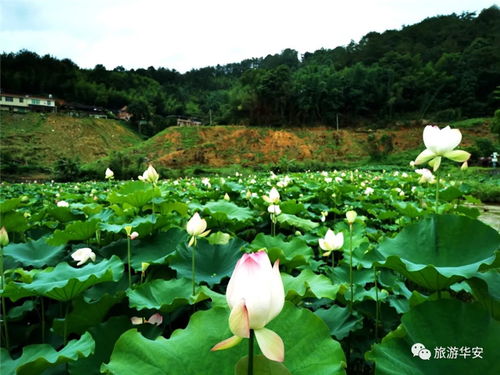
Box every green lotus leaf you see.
[7,299,36,320]
[235,355,292,375]
[69,316,132,375]
[0,197,22,213]
[4,256,124,301]
[107,181,159,208]
[0,332,95,375]
[101,302,346,375]
[201,200,255,222]
[130,228,187,271]
[375,215,500,290]
[99,214,157,235]
[169,237,245,287]
[3,237,65,268]
[282,269,340,301]
[315,305,364,340]
[127,278,212,312]
[366,299,500,374]
[277,213,319,231]
[249,233,314,269]
[468,270,500,320]
[207,231,231,245]
[0,211,28,233]
[52,293,123,335]
[47,206,83,223]
[47,219,99,246]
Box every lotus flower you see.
[187,213,210,246]
[415,168,436,184]
[414,125,470,171]
[105,168,114,180]
[71,247,96,266]
[138,165,159,184]
[131,313,163,326]
[57,200,69,207]
[129,231,139,240]
[211,250,285,362]
[267,204,281,216]
[318,229,344,256]
[263,187,280,204]
[364,187,374,196]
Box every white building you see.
[0,93,57,112]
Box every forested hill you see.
[2,6,499,135]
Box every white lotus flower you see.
[187,213,210,246]
[57,200,69,207]
[263,187,280,204]
[414,125,470,171]
[415,168,436,184]
[138,165,159,184]
[364,187,374,196]
[267,204,281,216]
[318,229,344,256]
[105,168,114,180]
[71,247,96,266]
[211,251,285,362]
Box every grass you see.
[450,117,490,129]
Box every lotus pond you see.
[0,165,499,374]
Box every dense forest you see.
[2,6,500,135]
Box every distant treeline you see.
[2,6,499,135]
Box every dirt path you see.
[477,204,500,232]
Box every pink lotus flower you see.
[211,250,285,362]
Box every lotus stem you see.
[0,248,9,350]
[127,237,132,288]
[191,239,197,296]
[63,302,70,345]
[41,297,45,343]
[374,266,379,342]
[349,224,353,313]
[435,173,440,213]
[248,329,255,375]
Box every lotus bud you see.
[211,250,285,362]
[138,165,159,184]
[224,193,230,201]
[105,168,114,180]
[130,231,139,240]
[71,247,96,266]
[461,161,468,170]
[187,213,210,246]
[346,210,357,225]
[0,227,9,247]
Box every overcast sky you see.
[1,0,495,73]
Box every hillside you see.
[126,120,493,169]
[0,112,142,177]
[1,113,495,180]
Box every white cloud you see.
[1,0,494,72]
